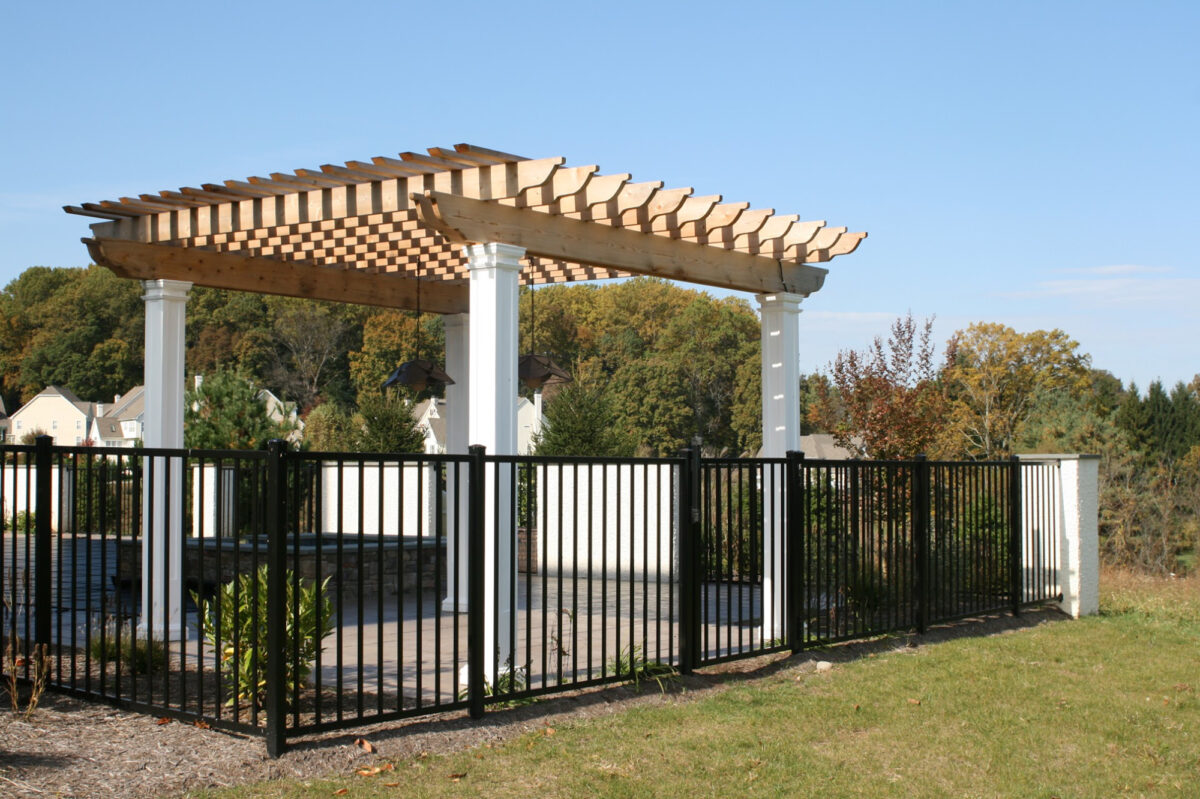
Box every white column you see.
[466,243,523,681]
[140,279,191,639]
[758,292,803,642]
[1058,455,1100,618]
[442,313,470,612]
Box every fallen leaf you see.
[449,772,467,782]
[383,783,399,788]
[544,727,556,736]
[354,737,376,754]
[156,717,172,726]
[333,790,349,796]
[854,704,861,711]
[357,765,392,777]
[193,719,211,729]
[907,698,921,706]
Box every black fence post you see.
[264,439,288,758]
[676,446,701,674]
[1009,455,1022,616]
[912,454,930,635]
[34,435,52,648]
[467,445,487,719]
[785,450,804,654]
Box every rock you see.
[815,661,833,673]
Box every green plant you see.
[194,565,333,710]
[87,625,166,674]
[1,510,37,533]
[457,658,530,707]
[607,644,678,693]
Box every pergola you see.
[66,142,866,648]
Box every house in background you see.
[413,397,541,455]
[7,385,97,445]
[798,433,857,460]
[89,386,145,447]
[258,387,304,445]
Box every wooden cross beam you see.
[85,237,469,313]
[413,191,829,297]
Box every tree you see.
[348,311,445,399]
[352,392,426,454]
[185,370,298,450]
[811,313,949,459]
[9,266,144,403]
[940,323,1090,459]
[264,297,359,411]
[302,402,357,451]
[534,363,633,456]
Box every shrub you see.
[194,565,333,710]
[87,628,167,674]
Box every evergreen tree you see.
[534,369,632,457]
[352,392,426,454]
[185,370,297,449]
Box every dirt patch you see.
[0,607,1064,798]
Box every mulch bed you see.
[0,607,1064,798]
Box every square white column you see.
[1057,456,1100,617]
[442,313,470,612]
[140,279,191,639]
[466,242,524,681]
[757,292,803,642]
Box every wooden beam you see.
[85,237,468,314]
[414,191,827,296]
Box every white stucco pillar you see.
[1057,455,1100,618]
[140,279,191,639]
[466,242,523,681]
[758,292,803,642]
[442,313,470,612]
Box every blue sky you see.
[2,0,1196,389]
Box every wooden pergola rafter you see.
[67,143,866,311]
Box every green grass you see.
[199,571,1200,799]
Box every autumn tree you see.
[264,297,361,411]
[940,323,1090,459]
[348,311,445,400]
[811,313,949,459]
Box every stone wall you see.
[118,535,446,600]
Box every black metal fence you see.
[1,438,1064,755]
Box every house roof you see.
[28,385,94,416]
[413,398,447,448]
[799,434,858,460]
[106,386,144,421]
[68,143,864,313]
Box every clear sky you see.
[2,0,1196,390]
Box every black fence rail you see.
[1,439,1065,755]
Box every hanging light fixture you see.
[518,279,572,390]
[382,261,454,393]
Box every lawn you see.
[200,571,1199,799]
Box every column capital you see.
[141,279,193,302]
[756,292,805,313]
[465,242,526,272]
